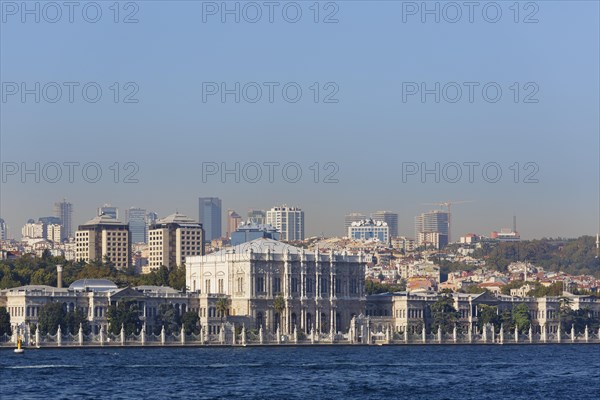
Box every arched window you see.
[256,312,263,329]
[291,313,297,328]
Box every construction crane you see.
[421,200,474,244]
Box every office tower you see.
[414,210,449,249]
[344,213,367,234]
[198,197,222,241]
[98,204,119,219]
[147,212,204,272]
[371,211,399,238]
[0,218,6,240]
[230,221,280,246]
[126,207,147,244]
[247,209,266,225]
[75,214,130,269]
[266,206,304,241]
[227,210,242,238]
[54,199,73,242]
[348,219,390,243]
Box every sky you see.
[0,0,599,240]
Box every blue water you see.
[1,345,599,399]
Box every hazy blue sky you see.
[1,1,599,239]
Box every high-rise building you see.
[371,211,399,238]
[46,224,62,244]
[344,213,367,234]
[54,199,73,242]
[98,204,118,219]
[198,197,222,241]
[147,212,204,272]
[348,219,390,243]
[31,217,62,243]
[75,214,130,269]
[21,220,44,239]
[0,218,7,240]
[247,209,266,225]
[266,206,304,241]
[415,210,449,249]
[126,207,147,244]
[227,210,242,238]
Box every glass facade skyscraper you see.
[198,197,222,241]
[54,199,73,242]
[126,207,147,244]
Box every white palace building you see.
[186,238,367,335]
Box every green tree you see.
[512,303,531,332]
[107,299,142,335]
[499,309,513,331]
[365,279,406,295]
[428,295,459,333]
[181,311,200,335]
[273,295,286,329]
[0,306,11,336]
[527,282,563,297]
[64,309,91,335]
[153,304,181,335]
[477,304,500,331]
[168,264,186,291]
[38,302,65,335]
[215,297,230,323]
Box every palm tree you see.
[273,295,285,331]
[215,297,230,323]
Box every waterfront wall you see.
[2,323,599,348]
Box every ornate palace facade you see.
[186,238,367,335]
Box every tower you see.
[198,197,222,241]
[54,199,73,242]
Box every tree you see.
[38,302,90,335]
[38,302,65,335]
[273,295,285,329]
[107,299,142,335]
[64,308,91,335]
[168,264,186,291]
[153,304,181,335]
[365,279,406,295]
[0,307,11,336]
[512,303,531,332]
[182,311,200,335]
[477,304,500,331]
[215,297,230,323]
[428,295,459,333]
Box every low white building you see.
[348,219,390,243]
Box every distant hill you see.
[474,236,600,277]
